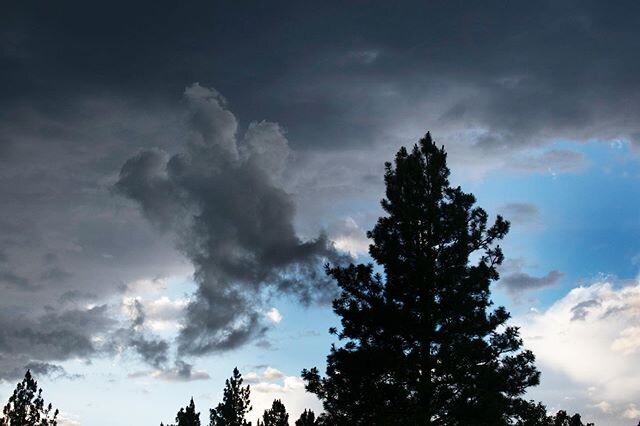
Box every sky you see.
[1,1,640,424]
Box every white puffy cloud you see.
[248,374,321,424]
[327,217,370,257]
[263,366,284,380]
[518,278,640,423]
[594,401,612,413]
[57,413,82,426]
[266,308,283,324]
[145,296,190,331]
[122,294,190,332]
[623,404,640,419]
[239,366,321,422]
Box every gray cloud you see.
[24,362,83,380]
[500,270,564,294]
[128,360,210,382]
[508,150,588,174]
[0,305,114,381]
[499,203,541,228]
[571,299,601,321]
[0,360,74,383]
[116,84,347,355]
[108,299,170,369]
[1,0,639,391]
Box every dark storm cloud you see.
[500,270,565,294]
[0,92,193,379]
[1,0,639,381]
[116,84,346,355]
[0,305,114,380]
[23,362,83,380]
[3,1,640,157]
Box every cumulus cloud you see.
[519,279,640,410]
[263,366,285,381]
[266,308,283,324]
[116,84,348,356]
[327,217,370,257]
[241,367,322,424]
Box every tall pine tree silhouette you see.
[303,133,540,425]
[0,370,58,426]
[209,368,252,426]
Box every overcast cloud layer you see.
[1,2,640,424]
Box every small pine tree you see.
[258,400,288,426]
[294,410,316,426]
[0,370,59,426]
[166,398,200,426]
[209,368,252,426]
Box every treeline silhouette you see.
[0,134,632,425]
[161,368,316,426]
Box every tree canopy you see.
[163,398,201,426]
[302,133,540,425]
[294,410,321,426]
[209,368,252,426]
[0,370,58,426]
[257,399,288,426]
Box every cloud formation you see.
[128,360,210,382]
[240,366,322,424]
[500,270,564,294]
[116,84,347,355]
[0,305,114,380]
[519,278,640,422]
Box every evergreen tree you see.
[164,398,200,426]
[302,133,540,425]
[0,370,58,426]
[512,401,594,426]
[257,400,288,426]
[549,410,593,426]
[513,400,551,426]
[209,368,252,426]
[294,410,316,426]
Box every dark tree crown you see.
[0,370,59,426]
[294,410,317,426]
[302,133,540,425]
[209,368,252,426]
[257,399,288,426]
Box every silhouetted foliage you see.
[510,401,595,426]
[209,368,252,426]
[302,133,540,425]
[513,400,552,426]
[294,410,317,426]
[256,399,288,426]
[548,410,594,426]
[163,398,201,426]
[0,370,58,426]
